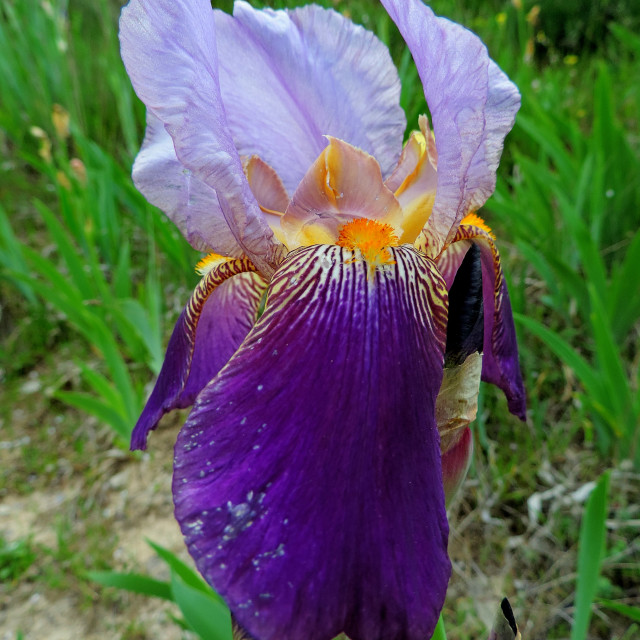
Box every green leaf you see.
[514,315,600,394]
[171,571,233,640]
[55,391,131,442]
[588,284,636,441]
[429,615,447,640]
[571,471,610,640]
[147,540,221,600]
[88,571,172,601]
[598,599,640,623]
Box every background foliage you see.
[1,0,638,638]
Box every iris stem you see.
[430,615,447,640]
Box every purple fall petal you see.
[381,0,519,254]
[451,226,526,420]
[119,0,278,274]
[173,245,451,640]
[132,270,266,450]
[215,1,405,192]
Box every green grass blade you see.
[55,391,131,442]
[429,615,446,640]
[607,228,640,341]
[514,314,600,393]
[597,599,640,623]
[88,571,172,601]
[570,471,610,640]
[588,284,636,443]
[147,540,220,600]
[171,571,233,640]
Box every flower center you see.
[336,218,399,271]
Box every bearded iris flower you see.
[119,1,526,639]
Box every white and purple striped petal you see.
[173,245,450,640]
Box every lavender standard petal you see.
[465,61,521,213]
[381,0,519,254]
[133,112,246,257]
[215,1,405,192]
[119,0,278,274]
[173,245,451,640]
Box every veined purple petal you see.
[381,0,519,255]
[450,226,526,420]
[133,112,245,257]
[173,245,451,640]
[215,1,405,193]
[119,0,278,274]
[132,262,264,450]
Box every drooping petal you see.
[119,0,279,274]
[173,245,451,640]
[215,1,405,193]
[450,224,526,420]
[132,261,264,450]
[381,0,519,255]
[132,112,245,256]
[435,237,470,290]
[281,137,403,247]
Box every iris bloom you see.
[119,0,525,638]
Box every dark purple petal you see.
[132,262,264,450]
[119,0,279,274]
[132,112,245,257]
[451,226,526,420]
[173,245,451,640]
[215,2,405,192]
[381,0,519,255]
